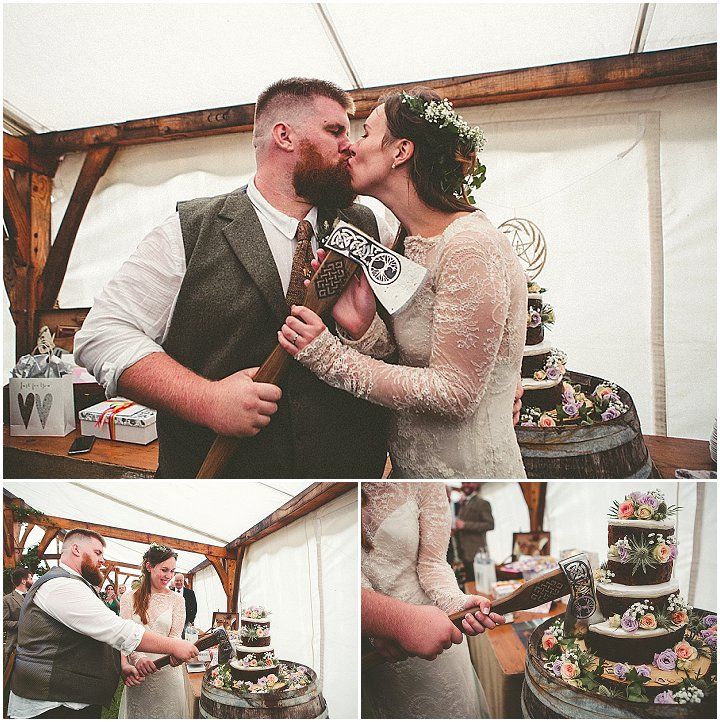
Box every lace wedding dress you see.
[296,211,527,477]
[362,482,489,718]
[119,589,193,719]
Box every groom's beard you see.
[293,141,356,209]
[80,554,103,587]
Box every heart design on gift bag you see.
[17,393,35,428]
[36,393,54,429]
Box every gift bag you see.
[9,375,76,436]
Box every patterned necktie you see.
[286,220,314,307]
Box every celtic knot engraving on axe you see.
[314,260,347,298]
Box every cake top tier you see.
[608,490,680,523]
[241,605,270,622]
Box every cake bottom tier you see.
[229,660,280,683]
[586,623,686,665]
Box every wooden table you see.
[188,670,204,718]
[464,581,566,719]
[3,428,714,479]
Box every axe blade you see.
[323,222,428,315]
[558,553,605,638]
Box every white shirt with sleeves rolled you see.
[7,562,146,719]
[74,176,395,397]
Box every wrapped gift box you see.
[79,397,157,445]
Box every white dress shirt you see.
[74,175,394,397]
[7,563,145,719]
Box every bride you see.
[361,482,504,718]
[119,543,194,718]
[277,87,527,478]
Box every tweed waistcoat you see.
[11,566,121,707]
[157,188,389,478]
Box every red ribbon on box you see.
[95,400,136,441]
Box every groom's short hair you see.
[253,78,354,147]
[63,527,106,548]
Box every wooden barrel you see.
[522,615,717,718]
[199,661,328,719]
[516,371,655,478]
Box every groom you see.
[8,528,198,719]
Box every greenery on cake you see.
[606,594,692,634]
[237,650,278,668]
[211,662,311,694]
[242,624,270,641]
[608,532,677,574]
[520,380,629,428]
[539,614,716,705]
[608,490,681,521]
[527,280,546,294]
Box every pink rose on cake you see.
[542,634,558,650]
[560,662,580,680]
[674,640,698,661]
[639,613,658,630]
[653,543,672,563]
[538,414,556,428]
[636,504,654,520]
[618,500,635,519]
[671,610,689,626]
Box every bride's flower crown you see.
[399,91,487,202]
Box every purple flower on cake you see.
[613,663,629,679]
[621,615,639,633]
[551,659,563,676]
[617,545,630,563]
[699,629,717,649]
[668,544,678,561]
[638,494,660,511]
[636,665,652,679]
[562,401,580,417]
[629,491,644,503]
[653,649,677,671]
[601,407,621,421]
[607,392,621,404]
[546,366,561,381]
[702,614,717,628]
[654,691,677,705]
[528,311,541,327]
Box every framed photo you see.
[212,611,239,631]
[512,531,551,559]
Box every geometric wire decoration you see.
[499,218,547,280]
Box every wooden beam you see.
[206,554,229,607]
[18,522,35,550]
[3,166,31,265]
[4,133,58,176]
[518,482,547,532]
[227,482,356,550]
[230,546,244,614]
[28,44,716,156]
[36,527,61,557]
[3,505,17,567]
[15,509,228,557]
[38,145,117,310]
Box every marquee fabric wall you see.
[3,81,715,441]
[480,481,716,612]
[192,491,358,719]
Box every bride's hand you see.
[459,596,506,636]
[369,636,410,663]
[278,306,326,356]
[121,663,145,687]
[134,656,158,676]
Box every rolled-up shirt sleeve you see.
[73,213,186,398]
[35,578,145,655]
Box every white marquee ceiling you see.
[3,2,716,132]
[3,481,314,573]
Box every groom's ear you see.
[271,122,294,151]
[394,139,414,167]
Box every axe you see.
[362,553,604,668]
[196,221,428,478]
[153,627,233,670]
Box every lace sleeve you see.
[416,484,470,614]
[119,590,133,621]
[337,313,396,359]
[169,593,186,638]
[295,228,511,419]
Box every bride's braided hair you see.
[134,543,177,625]
[379,87,483,213]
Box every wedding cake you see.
[537,489,716,708]
[229,605,279,683]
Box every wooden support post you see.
[230,547,244,614]
[39,145,118,310]
[36,527,61,557]
[518,482,547,532]
[3,505,17,567]
[206,554,230,610]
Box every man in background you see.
[4,568,32,670]
[453,482,495,582]
[171,574,197,637]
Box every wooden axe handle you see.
[196,247,370,478]
[153,630,222,670]
[362,567,569,669]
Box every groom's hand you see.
[134,657,158,676]
[168,638,200,664]
[395,604,462,660]
[121,663,145,687]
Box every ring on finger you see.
[291,332,299,344]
